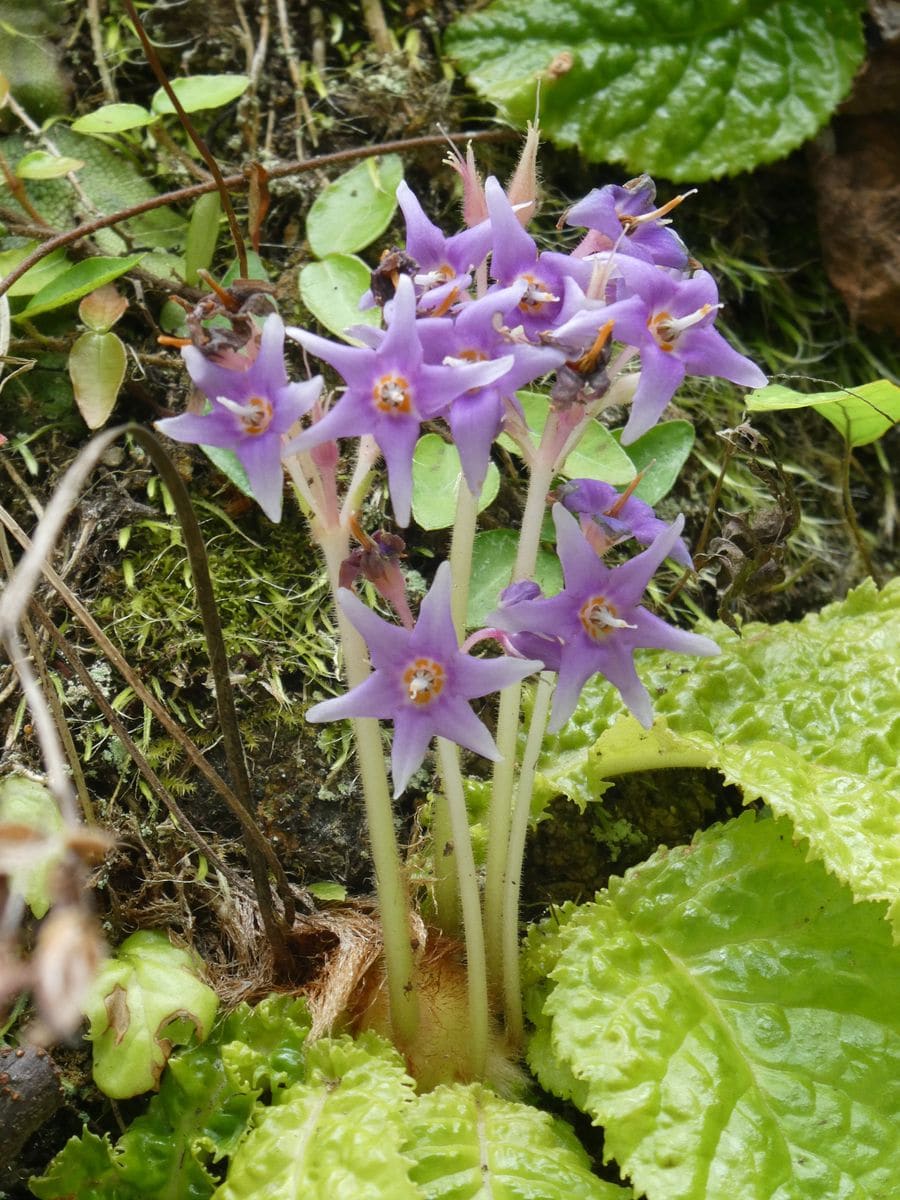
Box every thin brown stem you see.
[0,129,514,299]
[121,0,249,277]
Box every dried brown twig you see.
[0,129,514,300]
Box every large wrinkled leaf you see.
[28,1131,123,1200]
[446,0,867,180]
[84,930,218,1098]
[306,155,404,257]
[535,578,900,932]
[30,996,311,1200]
[405,1082,628,1199]
[213,1034,419,1200]
[0,129,187,252]
[747,379,900,446]
[525,812,900,1200]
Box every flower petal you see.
[622,348,685,444]
[238,434,285,522]
[390,713,434,796]
[409,561,456,653]
[452,651,543,698]
[306,671,399,723]
[337,587,411,667]
[430,696,500,762]
[606,515,687,609]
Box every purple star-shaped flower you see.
[417,282,566,492]
[610,258,767,443]
[396,180,494,312]
[485,176,593,339]
[285,277,512,525]
[488,504,718,732]
[565,175,688,270]
[557,478,693,568]
[306,562,543,796]
[156,314,323,522]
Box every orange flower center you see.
[373,373,412,414]
[519,273,558,314]
[403,657,445,706]
[240,395,274,435]
[579,595,623,641]
[648,304,713,352]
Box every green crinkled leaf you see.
[29,1131,127,1200]
[0,775,64,919]
[218,994,310,1094]
[405,1082,628,1199]
[212,1033,420,1200]
[84,930,219,1099]
[114,1044,256,1200]
[747,379,900,447]
[446,0,867,180]
[411,432,500,531]
[536,578,900,932]
[306,156,404,257]
[527,813,900,1200]
[30,996,312,1200]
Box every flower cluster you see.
[157,159,766,786]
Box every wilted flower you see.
[306,562,542,795]
[557,478,693,567]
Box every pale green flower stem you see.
[431,481,481,936]
[436,736,490,1079]
[311,505,420,1051]
[484,430,559,993]
[502,670,554,1046]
